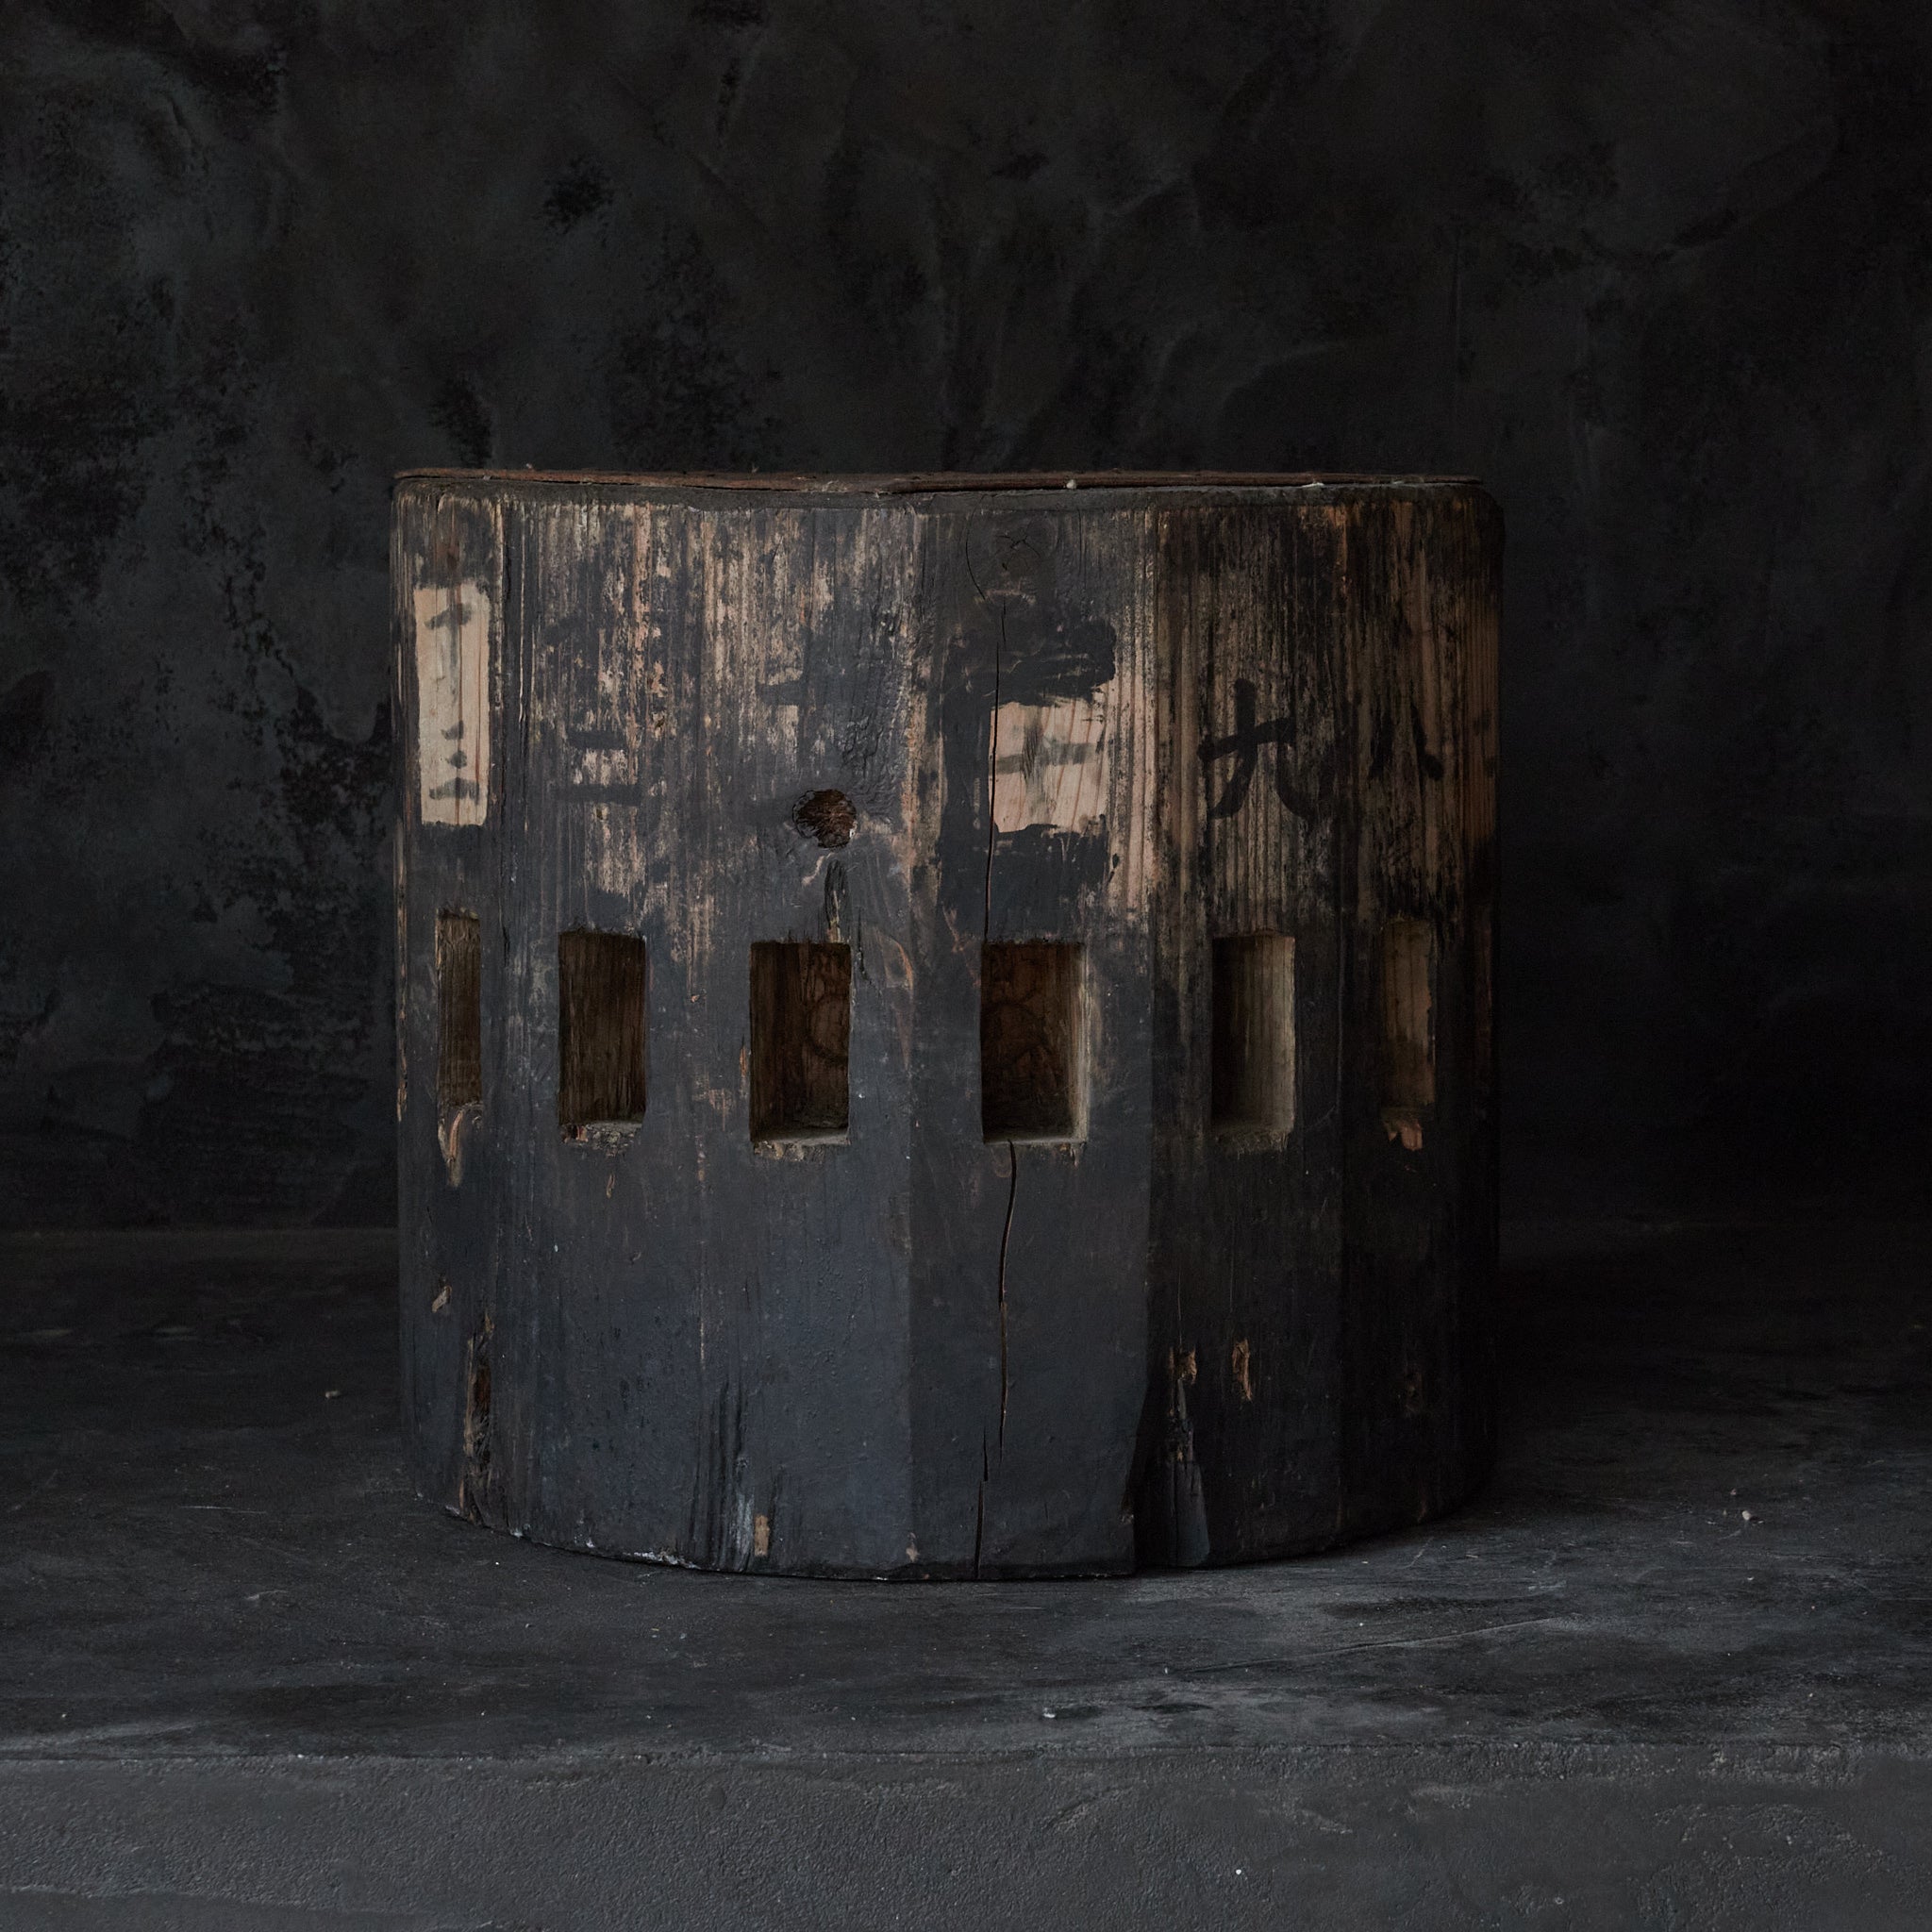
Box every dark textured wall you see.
[2,0,1925,1226]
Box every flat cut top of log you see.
[393,468,1482,494]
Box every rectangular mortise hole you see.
[558,929,648,1129]
[1210,934,1295,1134]
[980,942,1084,1141]
[436,911,482,1110]
[749,941,851,1141]
[1380,918,1436,1109]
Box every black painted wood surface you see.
[394,474,1500,1576]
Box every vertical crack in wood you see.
[458,1312,494,1524]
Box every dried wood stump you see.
[394,472,1501,1577]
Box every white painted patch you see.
[991,691,1109,834]
[414,579,491,826]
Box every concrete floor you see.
[0,1223,1927,1928]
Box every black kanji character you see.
[1200,678,1315,820]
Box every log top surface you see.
[394,468,1483,495]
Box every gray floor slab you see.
[0,1222,1927,1926]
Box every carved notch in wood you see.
[749,941,852,1142]
[981,941,1084,1141]
[558,930,648,1131]
[1210,934,1295,1135]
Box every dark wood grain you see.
[396,477,1500,1575]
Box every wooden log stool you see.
[394,473,1501,1577]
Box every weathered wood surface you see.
[394,474,1501,1577]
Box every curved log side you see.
[394,477,1500,1578]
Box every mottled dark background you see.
[2,0,1925,1227]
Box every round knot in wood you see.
[792,789,857,848]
